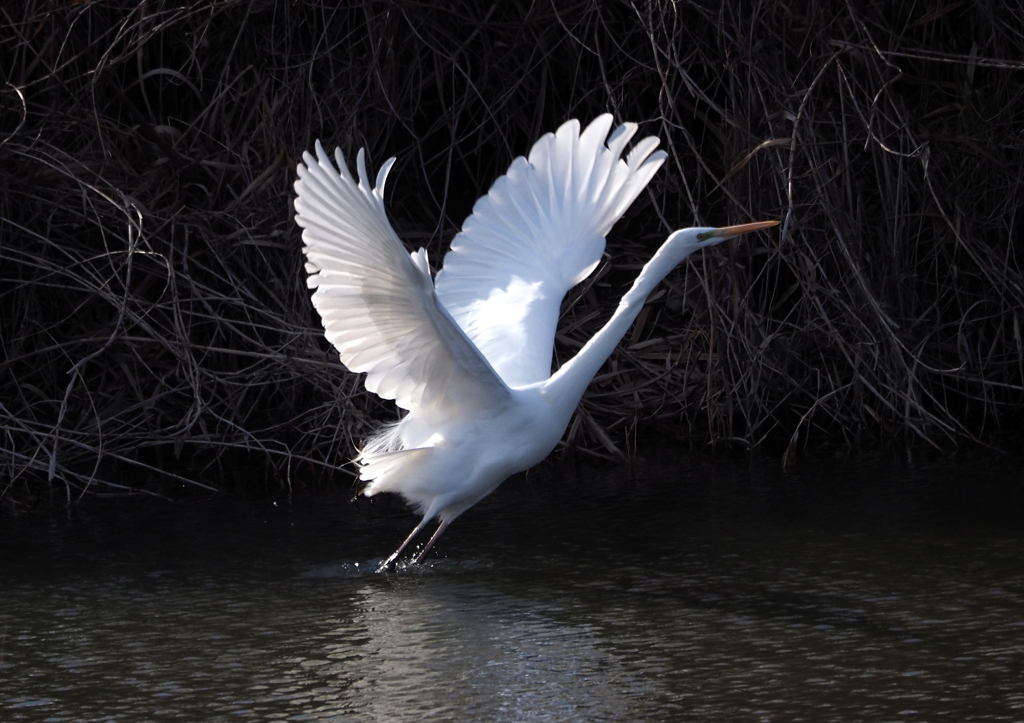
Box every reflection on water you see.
[1,451,1023,721]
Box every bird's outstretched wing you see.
[294,142,510,423]
[434,115,667,387]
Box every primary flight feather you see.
[293,116,777,569]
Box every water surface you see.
[2,451,1023,721]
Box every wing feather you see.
[434,115,667,387]
[294,142,509,423]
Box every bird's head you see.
[663,220,779,264]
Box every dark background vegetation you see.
[2,1,1023,509]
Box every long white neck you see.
[541,232,702,424]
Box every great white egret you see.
[293,115,777,570]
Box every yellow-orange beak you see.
[708,220,780,239]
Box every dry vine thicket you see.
[2,2,1023,507]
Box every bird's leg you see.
[414,519,451,564]
[376,517,430,573]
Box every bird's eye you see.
[696,232,706,241]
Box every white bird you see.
[293,115,777,570]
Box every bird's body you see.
[293,116,776,568]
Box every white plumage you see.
[293,116,777,569]
[435,116,664,386]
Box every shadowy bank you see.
[1,1,1022,507]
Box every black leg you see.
[414,519,451,564]
[376,517,429,573]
